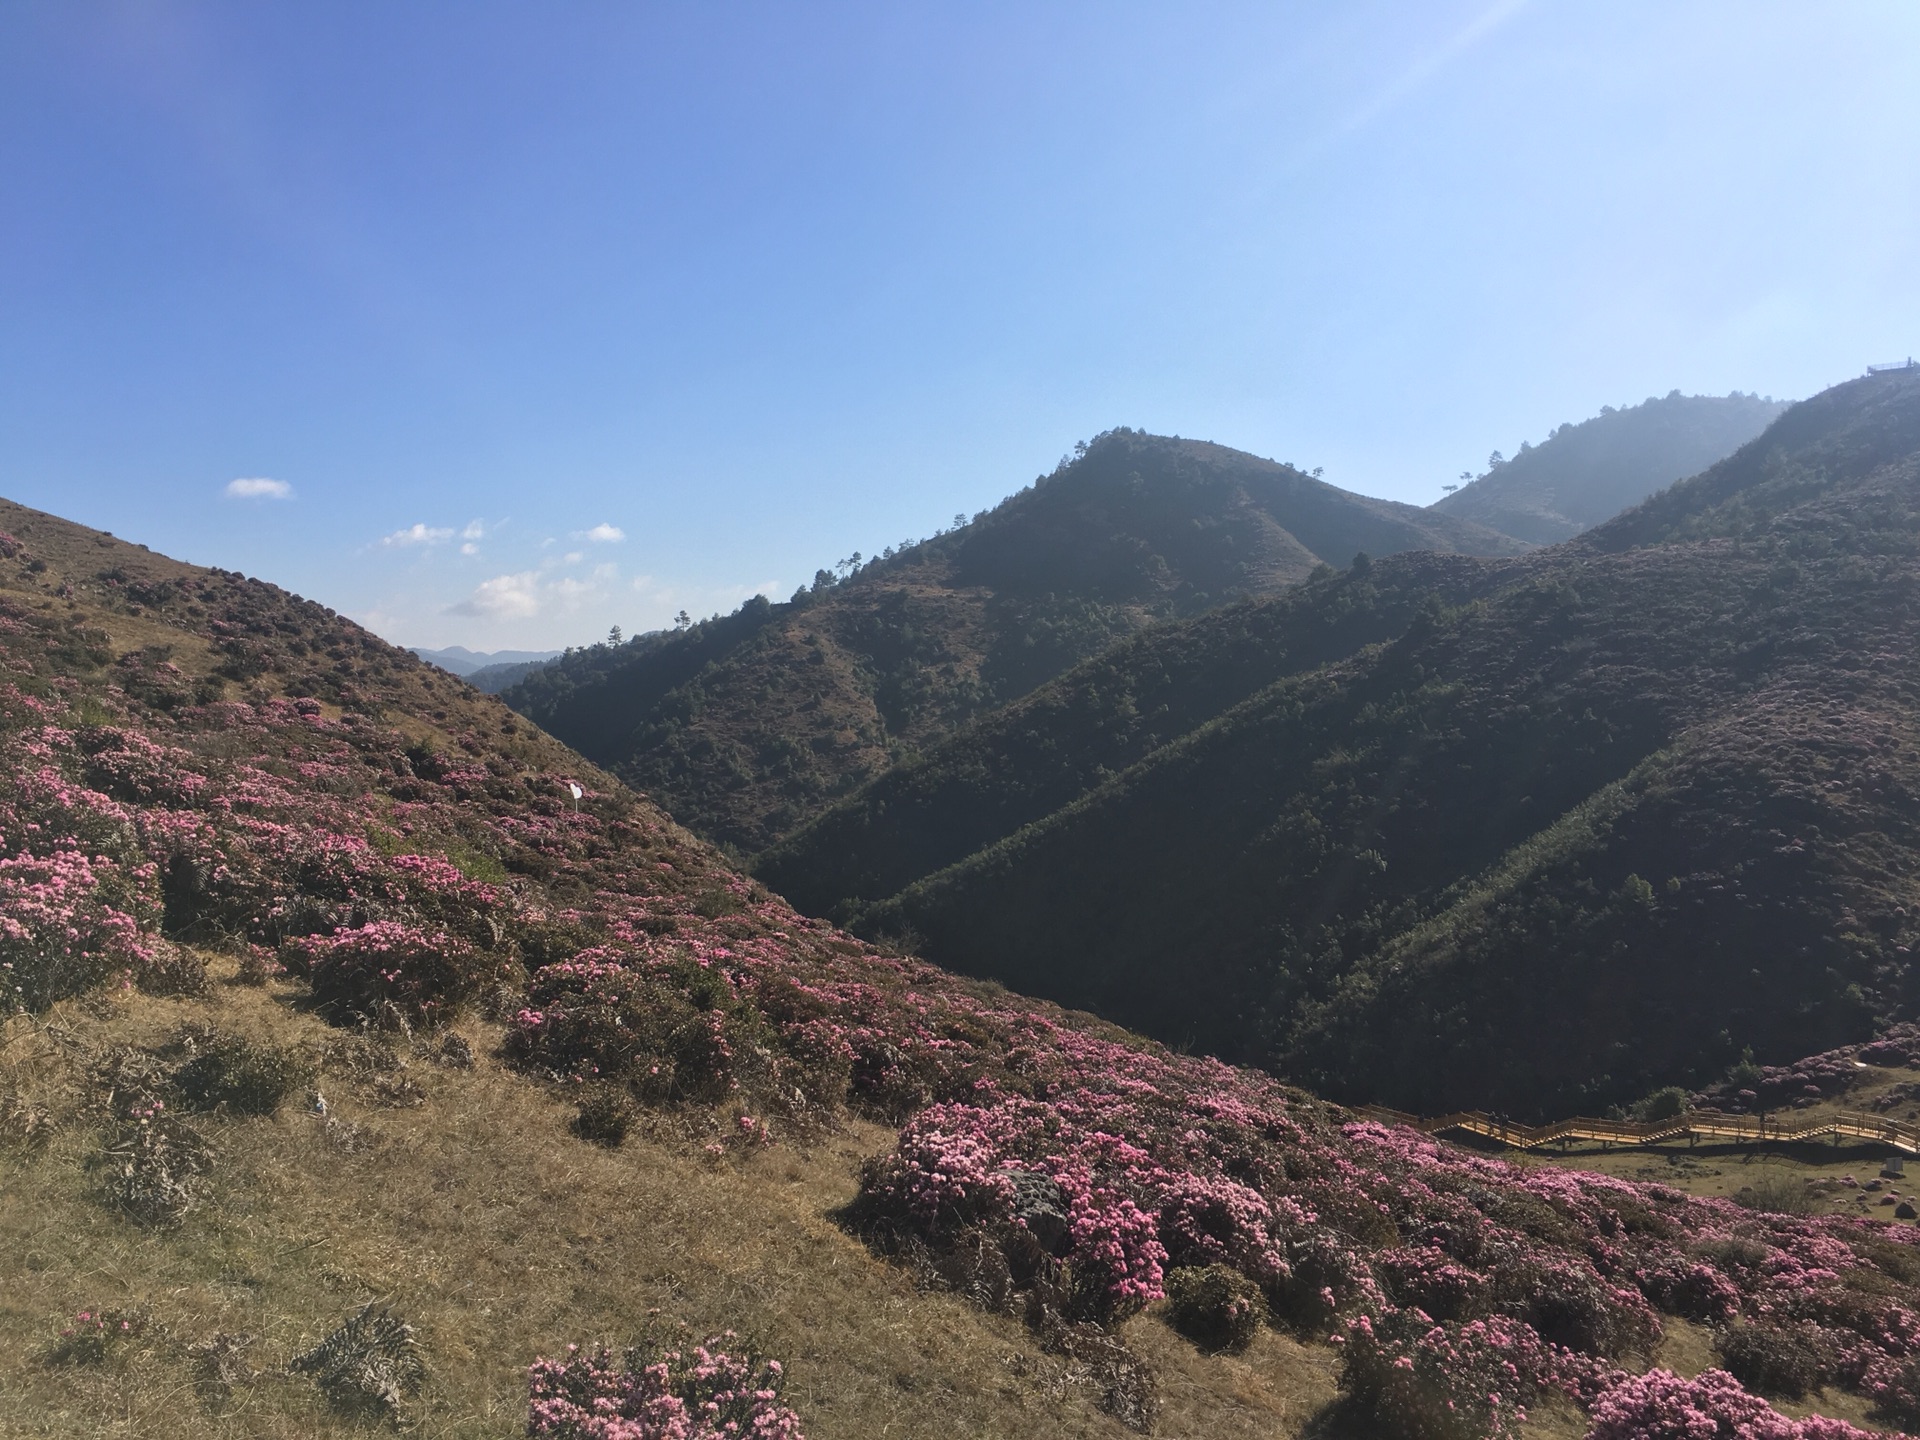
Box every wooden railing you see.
[1360,1105,1920,1157]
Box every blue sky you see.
[2,2,1917,650]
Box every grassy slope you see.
[1432,392,1790,544]
[0,978,1350,1440]
[816,372,1920,1117]
[502,430,1526,855]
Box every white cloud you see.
[578,523,625,543]
[448,564,619,621]
[449,571,542,619]
[461,520,485,540]
[562,551,584,565]
[381,523,455,548]
[225,477,292,501]
[460,542,479,556]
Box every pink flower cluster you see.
[283,920,486,1025]
[1586,1368,1884,1440]
[1337,1307,1574,1440]
[527,1338,804,1439]
[0,845,156,1009]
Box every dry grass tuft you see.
[289,1302,426,1420]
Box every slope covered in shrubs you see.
[755,550,1515,917]
[3,494,1920,1438]
[767,372,1920,1118]
[502,430,1525,854]
[1433,391,1789,544]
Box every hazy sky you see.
[3,3,1917,650]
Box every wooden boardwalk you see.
[1361,1105,1920,1157]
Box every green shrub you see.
[1735,1172,1817,1216]
[571,1086,636,1147]
[514,914,605,970]
[173,1032,311,1115]
[693,884,744,919]
[1165,1264,1265,1352]
[1633,1086,1689,1122]
[1715,1322,1828,1399]
[1727,1047,1765,1091]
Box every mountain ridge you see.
[761,371,1920,1118]
[502,429,1528,853]
[1432,390,1788,543]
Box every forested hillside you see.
[754,551,1520,915]
[1433,391,1788,543]
[502,430,1526,853]
[765,372,1920,1119]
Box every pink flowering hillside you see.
[5,493,1920,1440]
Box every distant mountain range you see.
[759,371,1920,1118]
[1432,390,1788,543]
[501,431,1527,853]
[410,644,560,693]
[501,401,1788,863]
[411,644,560,677]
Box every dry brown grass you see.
[0,955,1351,1439]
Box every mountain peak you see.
[501,430,1527,853]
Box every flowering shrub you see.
[285,921,493,1026]
[1584,1367,1888,1440]
[1497,1259,1661,1359]
[1157,1173,1290,1286]
[527,1335,804,1439]
[1336,1309,1556,1440]
[1861,1349,1920,1429]
[851,1096,1173,1320]
[1165,1265,1265,1352]
[51,1307,150,1365]
[1376,1245,1491,1323]
[1693,1023,1920,1114]
[0,846,157,1009]
[1636,1257,1743,1322]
